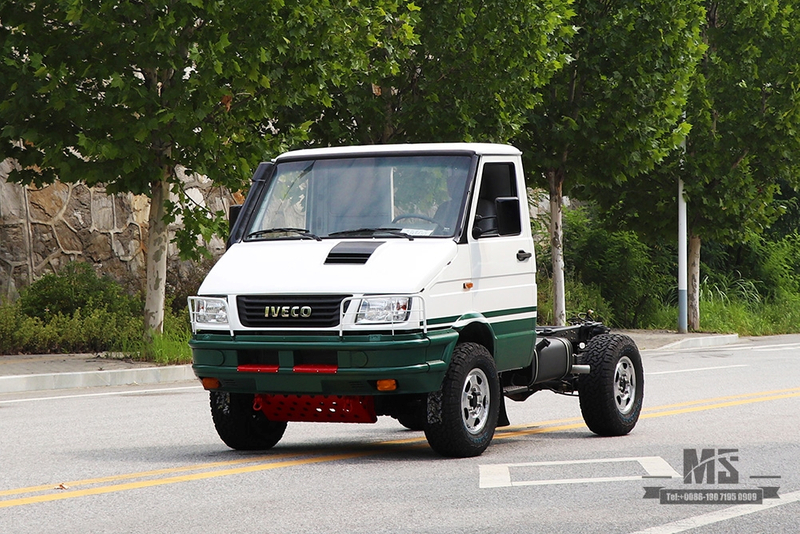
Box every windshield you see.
[246,155,472,240]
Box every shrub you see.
[17,261,141,320]
[562,207,672,328]
[537,273,613,325]
[0,261,191,362]
[701,232,800,301]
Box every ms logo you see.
[683,448,739,484]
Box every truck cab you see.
[189,143,643,457]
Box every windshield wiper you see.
[246,227,321,241]
[328,227,414,240]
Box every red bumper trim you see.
[237,364,279,373]
[292,364,338,374]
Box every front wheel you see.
[424,343,500,457]
[210,391,287,450]
[578,334,644,436]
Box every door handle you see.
[516,250,532,261]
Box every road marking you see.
[750,343,800,352]
[1,387,798,508]
[479,456,679,488]
[673,341,800,353]
[492,387,800,439]
[0,450,380,508]
[0,452,305,498]
[629,489,800,534]
[647,364,748,375]
[640,390,800,420]
[642,386,800,411]
[0,385,202,405]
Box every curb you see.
[0,365,196,394]
[0,334,742,394]
[654,334,740,351]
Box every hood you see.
[199,238,458,295]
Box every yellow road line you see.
[2,387,799,508]
[0,451,377,509]
[640,391,800,419]
[641,386,800,413]
[0,452,303,498]
[494,390,800,440]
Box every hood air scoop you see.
[325,241,385,265]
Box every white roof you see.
[274,142,521,161]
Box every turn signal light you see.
[376,379,397,391]
[201,377,221,390]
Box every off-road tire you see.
[578,334,644,436]
[424,342,500,457]
[210,391,287,450]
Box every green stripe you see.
[427,315,460,326]
[484,306,537,319]
[428,306,537,326]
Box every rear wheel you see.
[424,342,500,457]
[578,334,644,436]
[210,391,287,450]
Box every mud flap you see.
[497,395,510,427]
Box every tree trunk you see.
[144,178,169,334]
[548,169,566,326]
[688,233,702,331]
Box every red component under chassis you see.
[253,394,377,423]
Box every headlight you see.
[188,297,229,331]
[356,297,411,324]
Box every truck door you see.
[468,158,536,371]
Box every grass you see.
[121,328,193,365]
[646,293,800,336]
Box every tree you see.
[517,0,706,325]
[588,0,800,330]
[276,0,576,145]
[0,0,418,333]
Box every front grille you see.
[237,295,351,328]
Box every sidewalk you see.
[0,354,195,394]
[0,330,739,394]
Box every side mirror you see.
[229,204,243,233]
[495,197,521,236]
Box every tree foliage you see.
[516,0,706,324]
[596,0,800,241]
[585,0,800,329]
[278,0,576,145]
[523,0,705,186]
[0,0,418,331]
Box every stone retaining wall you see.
[0,158,239,301]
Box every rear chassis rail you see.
[502,320,611,399]
[535,320,610,350]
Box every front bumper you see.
[189,329,459,395]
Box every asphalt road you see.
[1,335,799,533]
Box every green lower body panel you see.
[190,330,460,395]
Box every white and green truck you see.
[188,143,644,457]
